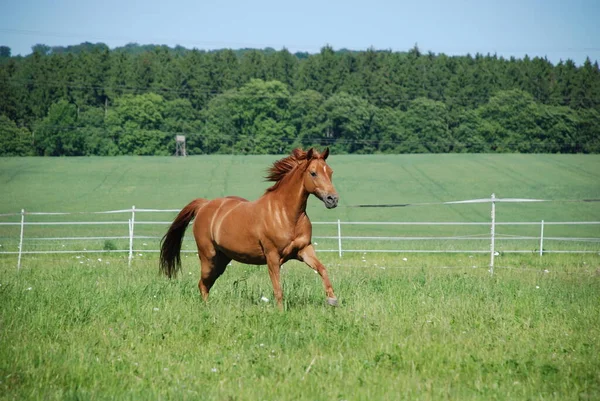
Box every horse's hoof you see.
[327,297,338,307]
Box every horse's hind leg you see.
[198,251,231,301]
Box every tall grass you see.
[1,253,599,400]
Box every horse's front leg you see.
[266,251,284,311]
[297,244,338,306]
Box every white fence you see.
[1,195,599,274]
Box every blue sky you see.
[1,0,599,65]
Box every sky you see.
[1,0,599,65]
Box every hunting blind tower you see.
[175,135,187,157]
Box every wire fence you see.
[1,195,599,275]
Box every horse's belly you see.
[214,213,266,264]
[212,228,265,264]
[219,246,266,265]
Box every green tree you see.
[476,89,539,152]
[473,89,582,153]
[265,48,298,88]
[208,50,240,93]
[296,45,346,96]
[322,92,376,153]
[577,108,600,153]
[240,50,267,83]
[175,49,212,110]
[201,79,294,154]
[370,106,405,153]
[289,90,327,148]
[105,93,170,155]
[0,115,33,155]
[34,100,82,156]
[77,107,118,156]
[452,110,488,153]
[400,97,452,153]
[0,59,19,122]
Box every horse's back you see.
[194,196,250,224]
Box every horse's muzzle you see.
[323,194,339,209]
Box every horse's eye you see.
[310,171,317,177]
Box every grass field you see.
[2,154,600,219]
[1,154,600,400]
[1,253,599,400]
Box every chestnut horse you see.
[159,147,339,308]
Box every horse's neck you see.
[265,171,309,222]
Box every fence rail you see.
[1,195,599,274]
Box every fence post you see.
[489,194,496,276]
[337,219,342,258]
[539,220,544,256]
[17,209,25,270]
[128,205,136,266]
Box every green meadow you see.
[1,154,599,400]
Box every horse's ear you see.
[306,148,314,160]
[322,147,329,160]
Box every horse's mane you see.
[265,148,321,192]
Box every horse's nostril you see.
[326,195,339,205]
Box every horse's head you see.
[302,147,339,209]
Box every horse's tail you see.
[159,199,206,278]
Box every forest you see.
[0,42,599,156]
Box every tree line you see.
[0,43,599,156]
